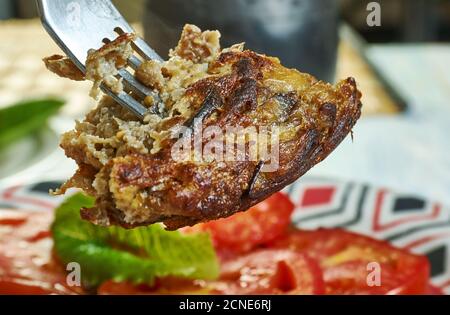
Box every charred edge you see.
[184,87,223,129]
[246,129,319,203]
[319,102,337,127]
[246,160,264,199]
[235,57,257,78]
[276,129,320,188]
[227,77,258,114]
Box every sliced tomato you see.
[0,277,75,295]
[186,192,294,255]
[99,249,324,295]
[0,210,82,295]
[98,281,156,295]
[212,249,324,294]
[270,229,430,295]
[98,278,210,295]
[0,204,433,296]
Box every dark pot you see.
[144,0,339,82]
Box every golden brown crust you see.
[44,33,136,98]
[85,51,360,230]
[169,24,221,63]
[85,33,136,98]
[52,25,362,230]
[43,55,85,81]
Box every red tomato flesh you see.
[270,229,430,295]
[99,249,325,295]
[0,210,82,295]
[186,192,294,255]
[0,192,435,296]
[212,249,324,295]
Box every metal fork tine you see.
[37,0,164,121]
[133,37,164,62]
[101,86,148,119]
[128,55,142,70]
[118,68,154,99]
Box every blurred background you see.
[0,0,449,206]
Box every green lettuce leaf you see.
[0,99,65,150]
[51,193,219,288]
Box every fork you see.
[36,0,163,120]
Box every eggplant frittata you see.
[44,25,362,229]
